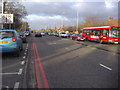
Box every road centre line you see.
[18,69,23,75]
[99,64,112,71]
[14,82,20,90]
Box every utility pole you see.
[76,7,79,34]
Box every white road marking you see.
[2,85,9,89]
[0,72,18,75]
[5,86,9,89]
[49,43,56,45]
[18,69,23,75]
[21,61,25,65]
[65,48,68,49]
[24,52,26,55]
[25,49,27,52]
[27,43,29,47]
[100,64,112,71]
[14,82,19,89]
[23,56,26,59]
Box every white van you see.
[59,32,68,38]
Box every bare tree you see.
[3,1,27,30]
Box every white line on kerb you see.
[23,56,26,59]
[0,72,18,75]
[21,61,25,65]
[100,64,112,71]
[18,69,23,75]
[14,82,19,90]
[27,43,28,47]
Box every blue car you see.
[0,30,23,57]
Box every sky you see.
[20,0,119,30]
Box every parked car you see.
[24,31,30,36]
[55,33,59,37]
[67,34,73,37]
[59,32,68,38]
[48,32,56,36]
[70,33,86,41]
[35,32,42,37]
[19,32,27,43]
[41,32,45,36]
[0,30,23,57]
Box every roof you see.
[104,18,120,26]
[83,26,111,29]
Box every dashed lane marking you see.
[65,48,69,49]
[18,69,23,75]
[21,61,25,65]
[14,82,19,90]
[100,64,112,71]
[27,43,28,47]
[23,56,26,59]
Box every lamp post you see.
[75,4,80,34]
[76,7,79,33]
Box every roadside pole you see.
[1,0,4,29]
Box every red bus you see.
[82,26,120,44]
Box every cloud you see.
[22,1,118,29]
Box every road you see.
[1,34,119,89]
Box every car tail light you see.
[12,37,17,42]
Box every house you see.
[103,17,120,26]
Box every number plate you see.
[0,41,9,44]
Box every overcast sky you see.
[21,0,119,30]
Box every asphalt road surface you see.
[1,34,119,89]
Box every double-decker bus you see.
[82,26,120,44]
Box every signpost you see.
[0,14,14,24]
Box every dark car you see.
[19,32,27,43]
[35,32,42,37]
[24,31,31,36]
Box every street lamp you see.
[61,12,65,27]
[75,4,80,34]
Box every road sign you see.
[0,14,13,24]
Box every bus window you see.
[84,30,91,35]
[109,30,120,37]
[102,29,109,36]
